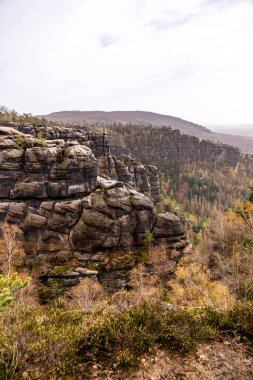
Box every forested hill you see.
[43,110,253,154]
[44,110,210,135]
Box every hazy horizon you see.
[208,124,253,136]
[1,0,253,126]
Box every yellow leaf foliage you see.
[170,259,234,309]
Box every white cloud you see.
[0,0,252,124]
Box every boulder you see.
[153,212,185,237]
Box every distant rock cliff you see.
[109,125,242,170]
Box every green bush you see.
[0,307,85,379]
[77,304,217,370]
[0,273,30,311]
[0,302,252,378]
[37,132,46,146]
[77,305,156,369]
[37,281,65,304]
[143,229,154,249]
[155,309,216,353]
[15,135,28,148]
[201,302,253,340]
[232,301,253,339]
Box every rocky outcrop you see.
[152,212,187,247]
[0,123,191,293]
[97,155,160,203]
[1,123,160,202]
[0,127,97,199]
[0,184,187,255]
[0,125,186,256]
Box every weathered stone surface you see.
[75,267,98,275]
[152,212,187,248]
[6,202,27,223]
[2,123,162,200]
[103,154,161,203]
[145,165,160,203]
[97,176,123,189]
[0,181,187,255]
[70,187,156,252]
[11,181,48,198]
[0,124,192,293]
[153,212,185,237]
[0,127,97,199]
[23,213,47,230]
[0,124,187,258]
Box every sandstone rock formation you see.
[0,127,97,200]
[109,125,242,170]
[0,124,187,259]
[2,123,161,202]
[0,123,193,293]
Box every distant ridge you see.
[42,110,253,154]
[43,110,211,134]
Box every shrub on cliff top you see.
[0,301,252,378]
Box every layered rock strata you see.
[0,127,97,199]
[109,125,242,169]
[0,124,191,292]
[1,123,160,202]
[0,125,186,255]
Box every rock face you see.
[97,155,160,203]
[0,124,187,258]
[109,125,242,170]
[153,212,187,247]
[2,123,160,203]
[0,128,97,199]
[0,182,186,255]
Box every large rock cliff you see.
[2,123,160,202]
[0,124,187,262]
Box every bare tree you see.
[68,278,105,311]
[0,223,24,278]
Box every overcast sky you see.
[0,0,253,125]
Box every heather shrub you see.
[231,301,253,339]
[0,306,86,379]
[0,301,252,378]
[77,304,157,369]
[77,303,217,370]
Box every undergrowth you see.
[0,301,252,379]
